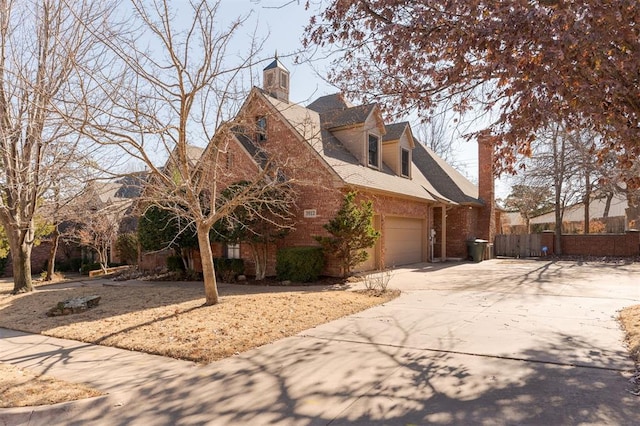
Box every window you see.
[401,148,410,177]
[266,72,274,87]
[226,243,240,259]
[280,72,288,89]
[368,134,379,168]
[256,116,267,142]
[226,152,233,170]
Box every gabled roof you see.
[185,145,205,165]
[254,89,446,203]
[307,93,354,113]
[263,57,289,71]
[382,122,409,142]
[321,103,379,130]
[412,143,482,206]
[114,172,146,198]
[164,145,206,171]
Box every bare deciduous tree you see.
[0,0,113,293]
[515,122,584,253]
[76,0,295,305]
[415,110,459,168]
[503,184,553,233]
[76,204,124,274]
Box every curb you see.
[0,392,133,426]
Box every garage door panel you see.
[385,217,423,266]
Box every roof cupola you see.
[263,52,290,103]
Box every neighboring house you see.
[56,175,145,267]
[529,194,628,233]
[180,57,497,277]
[82,175,146,264]
[501,211,528,235]
[2,174,145,277]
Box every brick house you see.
[2,175,144,277]
[195,57,496,277]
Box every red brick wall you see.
[139,249,173,272]
[432,206,443,258]
[197,93,439,277]
[209,94,347,277]
[540,231,639,257]
[138,90,489,276]
[477,136,496,242]
[446,206,479,258]
[3,240,80,277]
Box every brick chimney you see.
[477,134,496,243]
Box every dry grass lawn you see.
[0,362,103,408]
[0,277,398,408]
[620,304,640,363]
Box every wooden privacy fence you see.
[494,234,543,258]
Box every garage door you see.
[385,217,423,266]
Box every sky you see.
[215,0,511,198]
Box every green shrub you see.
[115,233,139,265]
[276,246,324,283]
[0,256,8,276]
[56,258,83,272]
[80,262,102,274]
[213,258,245,282]
[70,258,83,272]
[166,255,185,272]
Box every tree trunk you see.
[552,126,563,255]
[584,170,591,234]
[197,223,218,305]
[554,214,562,255]
[45,225,60,281]
[99,246,109,273]
[603,192,613,219]
[180,248,190,271]
[250,242,267,280]
[584,197,590,234]
[10,237,34,294]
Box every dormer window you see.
[368,134,379,168]
[401,148,410,177]
[256,116,267,142]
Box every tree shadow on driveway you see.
[43,323,638,425]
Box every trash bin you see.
[467,239,488,262]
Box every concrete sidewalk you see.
[1,259,639,425]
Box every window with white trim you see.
[226,243,240,259]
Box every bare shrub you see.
[362,269,394,294]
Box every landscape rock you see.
[46,295,101,317]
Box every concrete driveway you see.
[1,259,639,425]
